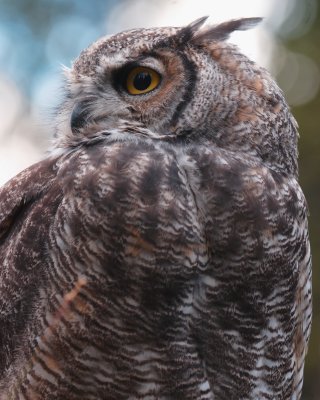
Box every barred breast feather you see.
[0,131,311,399]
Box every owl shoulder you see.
[0,157,59,244]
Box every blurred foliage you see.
[0,0,116,98]
[275,1,320,399]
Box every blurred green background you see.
[280,2,320,398]
[0,0,318,398]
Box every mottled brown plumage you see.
[0,17,311,399]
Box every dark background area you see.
[278,2,320,397]
[0,1,318,398]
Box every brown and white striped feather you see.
[0,17,312,400]
[0,132,311,399]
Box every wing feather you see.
[0,138,311,399]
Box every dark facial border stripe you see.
[168,52,197,130]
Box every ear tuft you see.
[191,17,263,43]
[187,16,209,35]
[177,16,209,44]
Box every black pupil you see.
[133,71,152,91]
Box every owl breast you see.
[0,134,310,399]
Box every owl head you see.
[55,17,298,175]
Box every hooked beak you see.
[70,101,91,133]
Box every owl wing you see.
[183,144,312,399]
[0,137,311,399]
[0,157,58,241]
[0,156,64,389]
[0,138,211,399]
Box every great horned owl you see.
[0,17,311,399]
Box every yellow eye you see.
[126,67,161,95]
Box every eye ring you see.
[125,66,161,95]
